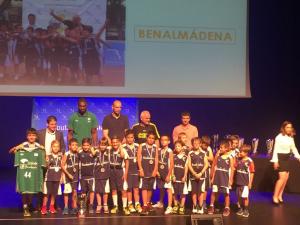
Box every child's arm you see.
[211,155,218,182]
[249,160,255,189]
[229,157,234,186]
[61,154,73,180]
[166,151,174,183]
[207,147,214,164]
[182,157,189,182]
[152,147,158,177]
[200,155,209,177]
[121,148,129,181]
[9,143,24,154]
[137,145,144,177]
[95,21,108,41]
[124,158,129,182]
[187,154,197,178]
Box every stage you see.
[0,192,300,225]
[0,166,299,225]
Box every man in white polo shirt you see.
[172,112,198,148]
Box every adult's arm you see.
[152,123,160,147]
[270,135,279,163]
[59,131,66,154]
[91,113,99,146]
[193,126,199,138]
[172,126,179,143]
[102,116,111,143]
[291,138,300,161]
[50,10,64,23]
[67,114,74,144]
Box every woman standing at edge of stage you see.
[271,121,300,204]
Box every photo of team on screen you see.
[0,0,125,86]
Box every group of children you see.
[0,15,107,83]
[13,128,255,218]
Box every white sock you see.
[112,195,118,206]
[128,201,132,205]
[122,197,127,208]
[135,202,140,206]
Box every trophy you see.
[238,137,245,149]
[251,138,259,155]
[77,193,87,218]
[211,134,219,154]
[266,139,274,156]
[224,134,231,139]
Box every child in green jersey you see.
[13,128,46,217]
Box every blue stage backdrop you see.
[31,97,139,145]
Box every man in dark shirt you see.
[102,100,129,142]
[132,111,160,146]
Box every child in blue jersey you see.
[41,140,63,215]
[229,135,240,158]
[208,139,234,217]
[94,137,111,214]
[172,141,189,215]
[123,129,142,213]
[234,144,255,217]
[201,136,214,210]
[62,138,79,215]
[109,136,130,215]
[138,132,158,215]
[153,135,174,215]
[188,137,209,214]
[78,138,97,214]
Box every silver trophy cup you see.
[251,138,259,155]
[238,138,245,149]
[77,193,87,218]
[266,139,274,156]
[212,134,219,154]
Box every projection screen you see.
[0,0,250,97]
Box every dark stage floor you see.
[0,169,299,225]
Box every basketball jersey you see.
[213,154,231,187]
[141,143,157,178]
[14,142,45,193]
[45,153,63,182]
[123,143,139,175]
[183,145,190,156]
[65,151,79,183]
[173,152,187,182]
[78,150,96,179]
[189,150,206,180]
[109,148,125,169]
[94,147,110,179]
[68,42,80,57]
[82,37,98,55]
[235,157,255,186]
[158,147,171,180]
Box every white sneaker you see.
[153,201,164,208]
[197,206,204,214]
[164,206,173,215]
[192,205,198,214]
